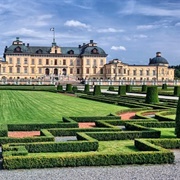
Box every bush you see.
[57,84,63,91]
[72,86,78,92]
[93,85,101,95]
[66,84,72,92]
[141,85,147,92]
[0,124,8,137]
[126,85,131,92]
[145,86,159,104]
[174,86,180,96]
[118,86,126,96]
[84,84,90,93]
[108,86,115,91]
[162,84,167,90]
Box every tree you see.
[145,86,159,104]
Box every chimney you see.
[156,52,161,57]
[79,45,81,48]
[27,43,29,47]
[90,40,93,44]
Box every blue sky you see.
[0,0,180,65]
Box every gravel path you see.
[0,150,179,180]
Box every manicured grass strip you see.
[152,128,176,138]
[0,91,128,124]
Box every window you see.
[2,67,6,73]
[124,69,126,74]
[39,68,42,74]
[86,68,89,74]
[68,50,74,54]
[31,59,35,65]
[146,70,150,76]
[77,68,80,74]
[162,69,164,75]
[113,69,116,74]
[70,59,73,66]
[133,70,137,76]
[9,67,12,73]
[91,48,98,54]
[17,58,20,64]
[46,59,49,65]
[77,59,80,66]
[31,67,35,73]
[93,59,96,66]
[153,70,156,76]
[140,70,143,76]
[9,58,12,64]
[86,59,90,65]
[39,59,42,65]
[70,68,73,74]
[17,67,20,73]
[24,67,27,73]
[54,59,57,65]
[100,68,103,74]
[24,58,28,64]
[100,59,103,66]
[63,59,66,65]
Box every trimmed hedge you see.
[66,84,72,92]
[145,86,159,104]
[57,84,63,91]
[108,86,115,91]
[72,86,78,92]
[84,84,90,93]
[93,85,101,95]
[175,97,180,137]
[174,86,180,96]
[0,124,8,137]
[118,85,126,96]
[162,84,167,90]
[141,85,147,92]
[126,85,132,92]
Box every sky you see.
[0,0,180,65]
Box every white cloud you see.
[175,22,180,26]
[137,25,159,30]
[3,28,36,36]
[111,46,126,51]
[133,34,147,38]
[64,20,90,28]
[97,28,124,33]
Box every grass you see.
[152,128,176,138]
[0,90,128,124]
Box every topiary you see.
[93,85,101,95]
[118,85,126,96]
[145,86,159,104]
[141,85,147,92]
[57,84,63,91]
[72,86,78,92]
[84,84,90,93]
[175,97,180,137]
[108,86,114,91]
[126,85,132,92]
[174,86,180,96]
[66,84,72,92]
[162,83,167,90]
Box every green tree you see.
[145,86,159,104]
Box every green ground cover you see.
[0,90,128,124]
[153,128,176,138]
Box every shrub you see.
[145,86,159,104]
[162,83,167,90]
[141,85,147,92]
[175,97,180,137]
[93,85,101,95]
[57,84,63,91]
[118,86,126,96]
[126,85,131,92]
[108,86,114,91]
[65,84,72,92]
[72,86,78,92]
[84,84,90,93]
[174,86,180,96]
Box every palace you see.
[0,37,174,82]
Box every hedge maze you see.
[0,85,180,169]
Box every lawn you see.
[152,128,176,138]
[0,90,128,124]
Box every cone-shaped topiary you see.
[162,83,167,90]
[174,86,180,96]
[66,84,72,92]
[57,84,63,91]
[93,85,101,95]
[84,84,90,93]
[108,86,114,91]
[72,86,78,92]
[141,85,147,92]
[126,85,132,92]
[118,85,126,96]
[175,97,180,137]
[145,86,159,104]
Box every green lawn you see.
[153,128,176,138]
[0,90,128,124]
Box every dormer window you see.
[14,46,21,53]
[36,49,43,54]
[91,48,99,54]
[68,50,74,54]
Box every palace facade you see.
[0,37,174,82]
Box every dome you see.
[80,46,106,56]
[149,52,169,65]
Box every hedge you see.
[3,150,174,169]
[175,96,180,137]
[118,86,126,96]
[145,86,159,104]
[162,84,167,90]
[66,84,72,92]
[126,85,132,92]
[57,84,63,91]
[108,86,115,91]
[141,85,147,92]
[93,85,101,95]
[0,124,8,137]
[174,86,180,96]
[72,86,78,92]
[84,84,90,93]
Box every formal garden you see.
[0,83,180,169]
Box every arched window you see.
[91,48,99,54]
[14,46,22,53]
[36,49,43,54]
[68,50,74,54]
